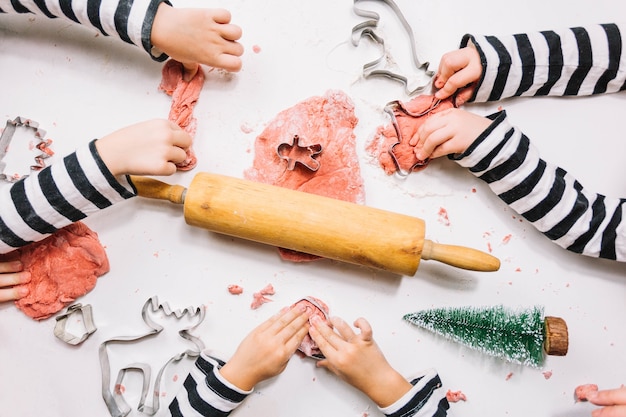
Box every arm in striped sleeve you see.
[168,353,251,417]
[465,23,626,102]
[379,369,449,417]
[0,0,169,60]
[450,111,626,261]
[0,139,136,254]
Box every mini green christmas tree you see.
[403,305,568,368]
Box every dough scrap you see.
[159,60,205,171]
[367,95,456,175]
[575,384,599,402]
[13,222,109,320]
[244,90,365,261]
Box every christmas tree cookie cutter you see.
[99,296,206,417]
[276,135,323,172]
[0,116,54,182]
[351,0,434,96]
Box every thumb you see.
[182,62,200,82]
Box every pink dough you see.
[244,90,365,262]
[446,390,467,403]
[227,284,244,295]
[366,95,456,175]
[159,60,205,171]
[575,384,599,402]
[13,222,109,320]
[250,283,275,309]
[293,297,331,358]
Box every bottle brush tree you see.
[403,305,568,368]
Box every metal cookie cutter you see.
[276,135,323,172]
[351,0,434,96]
[99,296,206,417]
[0,116,53,182]
[297,296,330,361]
[385,98,441,177]
[54,303,98,345]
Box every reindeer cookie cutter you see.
[351,0,434,96]
[0,116,53,182]
[99,296,206,417]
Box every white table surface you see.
[1,1,625,416]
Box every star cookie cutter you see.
[351,0,434,96]
[385,98,441,177]
[0,117,54,182]
[99,296,206,417]
[54,303,98,346]
[276,135,323,172]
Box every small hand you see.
[587,386,626,417]
[95,119,192,177]
[0,260,30,302]
[151,5,244,81]
[309,316,411,408]
[409,108,491,160]
[434,41,482,104]
[219,304,311,391]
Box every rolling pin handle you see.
[129,175,186,205]
[421,239,500,272]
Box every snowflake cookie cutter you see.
[351,0,435,96]
[99,296,206,417]
[54,303,98,345]
[276,135,323,172]
[0,116,54,182]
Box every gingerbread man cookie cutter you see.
[0,116,53,182]
[276,135,323,172]
[351,0,434,96]
[99,296,206,417]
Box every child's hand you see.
[0,259,30,302]
[587,385,626,417]
[151,5,244,81]
[410,108,492,160]
[95,119,192,177]
[309,316,412,408]
[219,304,311,391]
[434,41,482,104]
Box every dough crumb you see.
[228,284,244,295]
[446,390,467,402]
[574,384,598,402]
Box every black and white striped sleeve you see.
[168,353,251,417]
[450,111,625,261]
[465,23,626,102]
[0,0,170,60]
[0,139,136,254]
[379,369,449,417]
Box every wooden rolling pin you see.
[130,173,500,275]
